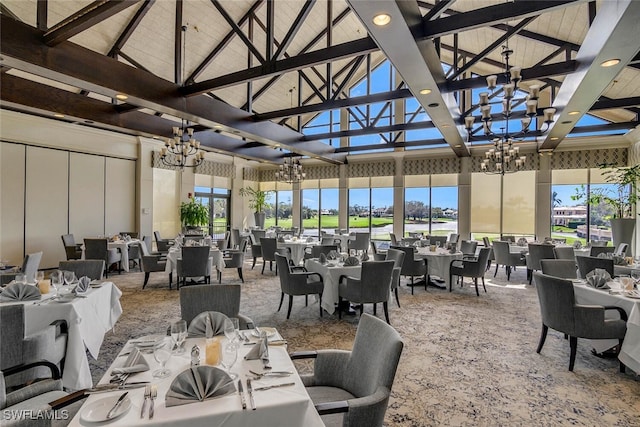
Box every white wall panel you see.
[25,146,68,269]
[0,143,26,264]
[69,153,105,240]
[105,157,136,236]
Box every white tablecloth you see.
[108,240,140,272]
[164,248,225,275]
[573,283,640,374]
[20,282,122,390]
[305,259,361,314]
[415,248,463,286]
[278,240,315,266]
[68,334,324,427]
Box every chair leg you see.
[383,301,390,324]
[569,336,578,371]
[449,273,453,292]
[410,276,414,295]
[143,272,150,289]
[305,295,308,306]
[237,268,244,283]
[262,262,266,275]
[373,303,377,315]
[252,257,256,269]
[218,271,222,283]
[536,324,548,354]
[486,259,492,271]
[494,263,499,277]
[506,266,511,281]
[319,294,323,318]
[527,269,533,285]
[474,277,479,296]
[278,292,285,312]
[394,288,400,308]
[287,295,293,319]
[481,276,487,293]
[270,261,273,271]
[338,297,343,320]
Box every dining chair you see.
[0,251,43,285]
[501,235,516,243]
[384,248,405,308]
[482,237,495,271]
[370,241,387,261]
[311,245,339,258]
[590,240,609,247]
[321,236,335,246]
[176,246,211,289]
[260,237,278,275]
[119,231,138,239]
[576,256,614,278]
[291,313,403,427]
[389,233,399,246]
[492,240,526,281]
[61,234,83,260]
[590,246,615,257]
[84,238,121,278]
[390,245,428,294]
[179,284,254,329]
[429,236,448,247]
[231,228,241,249]
[553,246,575,260]
[460,240,478,258]
[249,229,266,269]
[59,260,105,280]
[348,232,370,255]
[526,243,556,284]
[532,272,627,372]
[449,248,492,296]
[154,230,175,253]
[139,240,169,289]
[540,259,578,279]
[219,238,248,283]
[338,260,396,324]
[448,233,460,246]
[275,253,324,319]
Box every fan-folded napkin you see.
[0,282,41,301]
[165,366,235,407]
[75,276,91,294]
[318,253,327,264]
[586,268,611,289]
[111,347,150,374]
[343,256,360,266]
[188,312,228,337]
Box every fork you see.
[149,385,157,419]
[140,385,150,418]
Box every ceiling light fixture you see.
[372,13,391,26]
[568,111,580,115]
[275,153,305,184]
[53,113,65,118]
[419,88,431,95]
[464,44,555,175]
[601,58,620,67]
[115,93,128,101]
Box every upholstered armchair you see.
[176,246,211,289]
[390,246,428,295]
[260,238,278,275]
[139,240,169,289]
[492,240,526,281]
[553,246,575,260]
[61,234,83,260]
[526,243,556,284]
[275,254,323,319]
[576,256,614,279]
[338,260,395,324]
[84,239,121,278]
[58,260,105,280]
[370,241,387,261]
[179,284,254,330]
[220,239,248,283]
[384,248,405,308]
[0,252,43,286]
[449,248,492,296]
[540,259,578,279]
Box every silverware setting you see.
[249,370,293,379]
[105,391,128,420]
[246,379,256,410]
[140,385,150,418]
[149,385,157,419]
[87,382,149,393]
[238,379,246,410]
[253,382,295,391]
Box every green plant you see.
[238,187,273,213]
[180,196,209,227]
[572,163,640,219]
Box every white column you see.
[536,153,552,241]
[458,157,471,240]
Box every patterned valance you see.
[550,147,628,169]
[347,160,395,177]
[303,164,340,180]
[403,157,460,175]
[152,151,234,177]
[243,167,261,182]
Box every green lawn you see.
[263,215,393,230]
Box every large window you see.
[193,185,230,238]
[405,174,458,238]
[320,188,339,235]
[347,177,393,239]
[301,188,319,235]
[300,179,339,237]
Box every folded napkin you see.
[327,250,339,260]
[75,276,91,294]
[318,253,327,264]
[188,311,229,337]
[586,268,612,289]
[244,334,269,361]
[517,238,528,246]
[165,366,235,407]
[573,241,583,249]
[0,283,41,301]
[612,255,627,266]
[343,256,360,266]
[111,347,150,375]
[306,237,314,243]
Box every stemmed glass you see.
[170,320,188,354]
[224,318,240,343]
[63,270,76,286]
[153,337,172,378]
[35,271,44,285]
[631,270,640,289]
[221,342,238,379]
[50,270,63,297]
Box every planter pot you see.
[254,212,266,229]
[611,218,635,257]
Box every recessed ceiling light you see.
[115,93,128,101]
[372,13,391,26]
[442,124,450,128]
[601,58,620,67]
[53,113,65,118]
[419,89,431,95]
[454,144,462,148]
[428,103,439,108]
[550,137,559,141]
[568,111,580,115]
[214,125,222,129]
[561,120,572,125]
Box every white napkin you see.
[75,276,91,294]
[343,256,360,266]
[111,347,150,374]
[586,268,611,289]
[0,283,41,301]
[165,366,235,407]
[318,253,327,264]
[244,335,269,361]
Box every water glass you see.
[36,271,44,284]
[63,270,76,286]
[14,273,26,284]
[153,338,172,378]
[50,270,63,296]
[221,342,238,379]
[224,318,239,344]
[170,320,188,354]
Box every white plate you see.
[131,334,165,348]
[80,394,131,423]
[252,327,277,338]
[624,291,640,299]
[52,295,75,303]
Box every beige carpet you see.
[91,261,640,426]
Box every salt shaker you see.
[191,345,200,366]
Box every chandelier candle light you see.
[464,44,556,174]
[275,156,305,184]
[160,125,205,169]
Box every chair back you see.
[84,238,108,261]
[590,240,608,247]
[590,246,614,257]
[180,246,211,277]
[61,234,76,247]
[120,232,138,238]
[390,246,419,276]
[460,240,478,257]
[274,253,296,294]
[180,284,241,325]
[502,235,516,243]
[0,305,25,369]
[553,246,575,260]
[154,231,163,242]
[540,259,577,279]
[615,243,628,256]
[532,272,576,336]
[492,241,511,265]
[349,233,370,252]
[321,236,335,246]
[357,261,395,302]
[311,245,338,258]
[467,248,492,276]
[448,233,459,244]
[187,311,230,337]
[142,236,153,253]
[341,314,403,426]
[384,248,405,270]
[370,241,379,255]
[429,236,448,247]
[389,233,398,246]
[21,252,43,283]
[59,260,105,280]
[231,229,241,249]
[251,229,266,242]
[576,255,614,278]
[260,238,278,262]
[527,243,556,271]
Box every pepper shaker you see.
[191,345,200,366]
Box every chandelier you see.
[159,25,204,170]
[275,155,305,184]
[464,44,556,174]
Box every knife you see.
[249,370,293,378]
[87,383,149,393]
[253,382,295,391]
[238,379,246,410]
[105,392,128,419]
[246,379,256,410]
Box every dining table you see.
[277,239,316,266]
[304,259,361,314]
[164,246,226,278]
[573,281,640,374]
[2,281,123,390]
[67,331,324,427]
[107,239,140,272]
[415,247,463,287]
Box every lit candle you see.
[543,108,556,123]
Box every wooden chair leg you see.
[481,276,487,293]
[494,263,499,277]
[278,292,285,312]
[286,295,294,319]
[338,296,343,320]
[252,257,257,269]
[383,301,390,324]
[319,294,323,318]
[569,336,578,371]
[262,262,266,275]
[373,303,377,315]
[394,288,400,308]
[237,268,244,283]
[143,272,150,289]
[474,277,479,296]
[536,324,548,353]
[305,295,308,306]
[410,276,414,295]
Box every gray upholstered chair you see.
[532,272,627,372]
[384,248,405,308]
[220,238,248,283]
[187,311,230,337]
[540,259,578,279]
[526,243,557,284]
[311,245,339,258]
[259,237,278,275]
[61,234,82,260]
[348,232,370,255]
[0,251,43,285]
[370,241,387,261]
[338,260,395,324]
[230,228,241,249]
[460,240,478,258]
[482,237,495,271]
[553,246,575,260]
[576,255,614,278]
[448,233,460,246]
[590,246,615,257]
[179,284,254,329]
[119,231,138,239]
[0,305,67,389]
[492,240,526,281]
[139,240,169,289]
[84,238,121,277]
[501,235,516,243]
[176,246,211,289]
[390,246,428,294]
[389,233,398,246]
[250,229,266,269]
[429,236,448,247]
[58,260,105,280]
[449,248,492,296]
[275,253,324,319]
[590,240,609,247]
[291,313,404,427]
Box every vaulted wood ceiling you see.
[1,0,639,164]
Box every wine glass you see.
[224,318,239,345]
[221,342,238,379]
[50,270,62,296]
[631,270,640,288]
[35,271,44,285]
[153,338,172,378]
[63,270,76,286]
[170,320,187,354]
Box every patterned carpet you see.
[91,261,640,426]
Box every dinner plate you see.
[252,327,277,338]
[90,280,103,288]
[624,291,640,299]
[52,295,76,303]
[131,334,165,348]
[80,394,132,423]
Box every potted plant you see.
[239,187,273,229]
[573,163,640,254]
[180,194,209,234]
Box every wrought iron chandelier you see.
[464,44,556,174]
[159,25,204,170]
[275,155,305,184]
